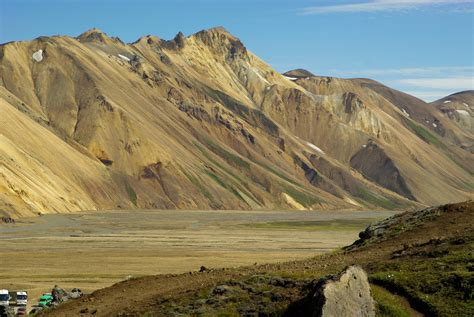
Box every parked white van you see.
[15,291,28,306]
[0,289,10,307]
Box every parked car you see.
[28,306,43,315]
[16,306,26,315]
[38,294,53,307]
[0,306,7,317]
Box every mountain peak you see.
[191,26,247,60]
[173,31,186,48]
[203,26,232,35]
[283,69,315,78]
[133,35,162,46]
[77,28,110,43]
[192,26,237,42]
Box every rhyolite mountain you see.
[0,27,472,217]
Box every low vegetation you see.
[371,285,412,317]
[202,138,251,170]
[247,218,374,231]
[204,169,246,202]
[282,185,323,207]
[403,117,446,149]
[183,170,215,202]
[124,182,137,206]
[355,188,398,209]
[369,248,474,316]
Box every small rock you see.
[205,298,218,306]
[194,307,207,315]
[212,285,232,295]
[269,277,285,287]
[271,293,283,302]
[452,238,466,245]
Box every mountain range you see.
[0,27,472,218]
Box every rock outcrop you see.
[312,266,375,317]
[347,200,473,250]
[284,266,375,317]
[349,141,415,201]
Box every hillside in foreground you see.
[40,201,474,316]
[0,27,473,217]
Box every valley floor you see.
[36,201,473,316]
[0,209,392,310]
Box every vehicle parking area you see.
[0,287,83,316]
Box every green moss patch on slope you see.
[403,117,446,149]
[202,138,251,170]
[371,285,412,317]
[355,188,398,209]
[182,170,214,203]
[282,184,323,207]
[204,169,246,203]
[125,182,137,206]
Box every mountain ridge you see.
[0,27,472,217]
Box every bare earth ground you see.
[0,209,393,309]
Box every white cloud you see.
[301,0,474,14]
[326,66,474,101]
[331,66,474,77]
[402,90,458,101]
[319,65,473,101]
[397,77,474,90]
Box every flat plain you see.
[0,209,395,305]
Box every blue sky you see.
[1,0,473,101]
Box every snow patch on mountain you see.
[307,142,325,155]
[456,109,470,116]
[284,76,298,81]
[32,50,43,62]
[118,54,131,62]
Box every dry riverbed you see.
[0,209,395,307]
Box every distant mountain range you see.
[0,27,472,217]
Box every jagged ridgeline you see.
[0,27,472,217]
